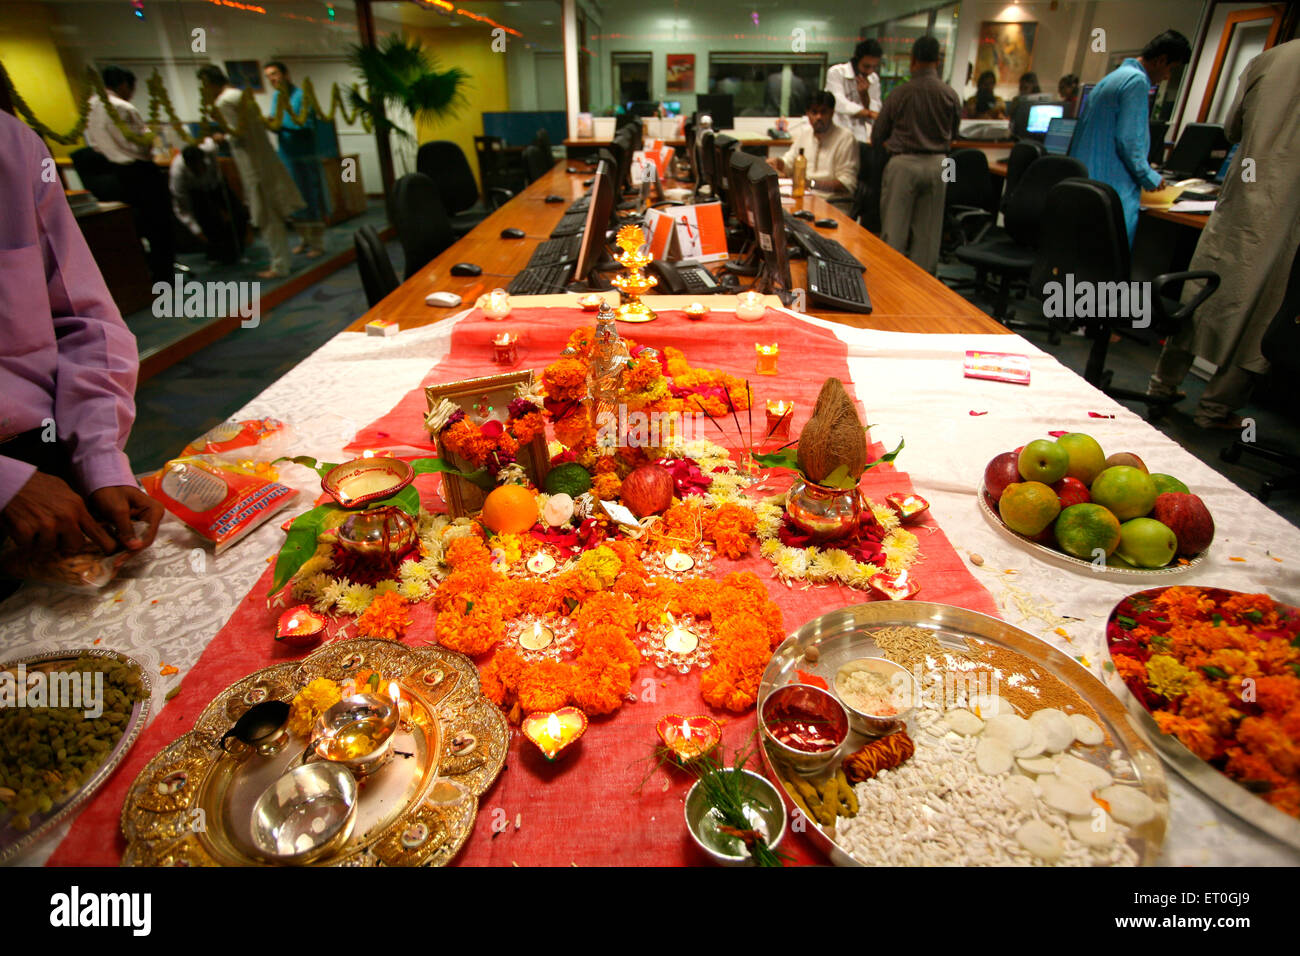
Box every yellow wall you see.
[407,26,509,190]
[0,3,83,157]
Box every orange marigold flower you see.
[592,472,622,500]
[356,591,412,641]
[1153,711,1218,762]
[542,357,589,403]
[517,660,574,713]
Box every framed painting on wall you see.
[224,60,264,92]
[974,21,1036,86]
[666,53,695,93]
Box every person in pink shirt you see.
[0,109,163,564]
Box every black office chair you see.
[1220,242,1300,502]
[533,128,552,154]
[392,172,454,279]
[941,148,996,256]
[70,146,125,202]
[952,155,1087,324]
[850,139,888,234]
[416,141,512,238]
[1003,141,1045,207]
[474,135,517,194]
[353,224,399,307]
[1029,177,1220,417]
[522,144,551,184]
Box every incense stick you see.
[692,397,731,441]
[745,381,754,450]
[722,387,745,450]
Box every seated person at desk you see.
[83,65,175,283]
[1006,72,1041,125]
[169,140,247,264]
[1059,74,1080,118]
[963,71,1007,119]
[1068,29,1191,245]
[0,111,163,590]
[767,91,859,193]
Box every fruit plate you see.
[1104,586,1300,849]
[757,602,1169,866]
[0,649,152,863]
[977,483,1205,578]
[119,639,507,866]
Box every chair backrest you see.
[1003,140,1045,205]
[522,144,550,184]
[946,148,992,212]
[1004,155,1088,247]
[359,224,399,297]
[474,135,507,178]
[392,172,454,279]
[1029,178,1130,310]
[353,226,398,307]
[416,140,479,216]
[71,146,125,202]
[1261,242,1300,373]
[534,128,552,153]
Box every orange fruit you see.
[480,484,538,534]
[998,481,1061,536]
[1054,503,1121,559]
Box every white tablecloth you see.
[3,311,1298,866]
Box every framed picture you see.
[224,60,264,92]
[666,53,695,94]
[425,370,550,518]
[974,21,1036,86]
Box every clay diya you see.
[656,714,721,763]
[885,492,931,523]
[521,707,587,761]
[275,605,326,648]
[321,457,413,509]
[868,569,920,601]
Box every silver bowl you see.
[833,657,917,737]
[250,761,358,865]
[684,769,787,866]
[759,683,849,774]
[310,693,400,776]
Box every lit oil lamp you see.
[736,290,766,321]
[765,400,793,440]
[663,621,700,654]
[885,492,931,523]
[869,569,920,601]
[755,342,779,375]
[492,331,519,365]
[518,620,555,651]
[683,302,708,319]
[275,604,326,648]
[577,293,605,311]
[387,680,411,723]
[526,551,557,574]
[663,549,695,572]
[521,707,587,761]
[656,714,721,763]
[479,288,512,320]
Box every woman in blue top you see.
[1067,31,1191,245]
[264,61,326,256]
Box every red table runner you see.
[52,309,998,867]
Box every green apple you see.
[1091,466,1158,521]
[1149,473,1190,496]
[1116,517,1178,568]
[1056,433,1106,485]
[1018,439,1070,484]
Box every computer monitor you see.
[747,162,791,295]
[1148,122,1168,165]
[712,134,739,204]
[662,101,681,117]
[574,161,616,281]
[612,126,636,191]
[1213,143,1240,184]
[1077,83,1095,118]
[697,93,735,131]
[696,129,717,195]
[727,150,760,229]
[1043,118,1077,156]
[1164,123,1230,179]
[1025,103,1064,136]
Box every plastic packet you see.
[181,417,293,462]
[142,456,301,553]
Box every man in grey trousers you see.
[871,35,963,274]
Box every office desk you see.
[564,136,786,150]
[351,162,1008,336]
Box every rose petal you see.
[969,410,988,416]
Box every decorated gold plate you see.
[120,640,507,866]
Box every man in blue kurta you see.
[1068,31,1191,245]
[264,61,326,256]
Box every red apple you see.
[1052,476,1091,508]
[984,451,1022,501]
[620,464,675,517]
[1151,492,1215,556]
[1105,452,1148,474]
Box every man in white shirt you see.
[768,91,859,193]
[169,139,246,263]
[83,66,174,282]
[825,39,883,143]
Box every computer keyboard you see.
[527,235,583,268]
[806,256,872,313]
[568,195,591,213]
[784,214,865,271]
[506,263,574,295]
[550,212,587,237]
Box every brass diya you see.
[337,507,417,558]
[785,478,865,542]
[311,693,401,776]
[610,224,657,323]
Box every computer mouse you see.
[426,291,463,308]
[499,228,526,240]
[793,209,815,221]
[582,178,594,187]
[566,167,579,173]
[450,262,483,276]
[545,194,564,203]
[814,218,838,229]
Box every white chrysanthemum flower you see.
[338,583,376,615]
[775,548,808,578]
[759,538,784,559]
[869,500,901,531]
[401,560,433,582]
[374,580,399,597]
[398,579,431,602]
[883,529,919,572]
[318,577,350,613]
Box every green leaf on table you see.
[367,484,421,517]
[409,456,495,491]
[820,464,858,490]
[863,437,905,471]
[1200,665,1228,680]
[271,503,339,595]
[273,455,339,479]
[749,446,800,472]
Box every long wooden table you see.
[349,162,1008,335]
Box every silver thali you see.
[0,648,152,863]
[757,602,1169,866]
